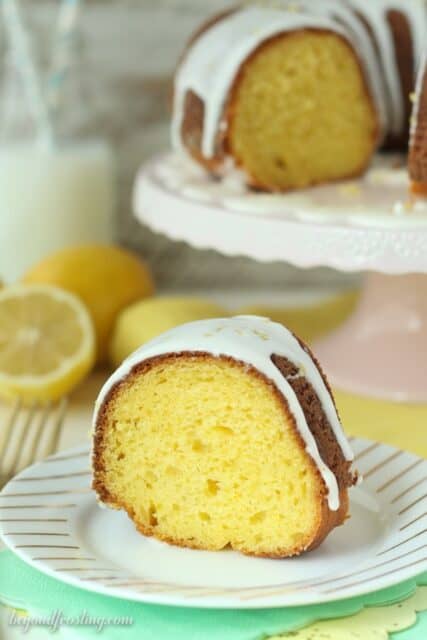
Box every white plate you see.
[0,438,426,609]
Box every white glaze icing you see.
[323,0,426,137]
[172,7,364,157]
[94,316,355,511]
[348,0,399,136]
[172,0,426,163]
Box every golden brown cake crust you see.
[386,10,415,149]
[353,8,415,150]
[271,354,354,493]
[178,8,237,172]
[180,90,227,171]
[412,181,427,196]
[93,350,355,558]
[409,65,427,190]
[179,26,379,190]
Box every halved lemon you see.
[0,285,96,404]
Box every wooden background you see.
[18,0,352,291]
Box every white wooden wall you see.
[15,0,351,290]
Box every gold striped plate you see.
[0,439,426,609]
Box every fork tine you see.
[8,401,38,476]
[0,397,21,458]
[19,402,51,471]
[40,397,68,460]
[1,396,68,487]
[0,398,21,482]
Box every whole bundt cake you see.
[410,52,427,194]
[92,316,357,558]
[172,0,427,192]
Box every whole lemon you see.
[23,244,155,361]
[110,296,228,366]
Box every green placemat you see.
[275,587,427,639]
[1,551,427,639]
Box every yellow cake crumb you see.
[95,355,327,557]
[227,31,378,191]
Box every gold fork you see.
[0,398,68,488]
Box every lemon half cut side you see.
[0,284,96,404]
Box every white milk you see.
[0,140,116,283]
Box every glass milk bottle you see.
[0,24,116,284]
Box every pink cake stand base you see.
[133,153,427,403]
[315,273,427,403]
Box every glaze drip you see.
[94,316,355,511]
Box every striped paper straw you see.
[48,0,83,111]
[1,0,54,148]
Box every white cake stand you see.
[134,153,427,403]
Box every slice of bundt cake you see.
[173,6,380,192]
[410,53,427,195]
[172,1,426,192]
[93,316,357,558]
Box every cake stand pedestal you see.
[315,273,427,402]
[133,153,427,403]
